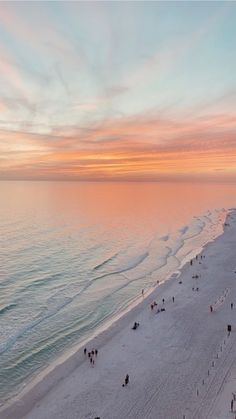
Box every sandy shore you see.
[1,210,236,419]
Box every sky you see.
[0,1,236,181]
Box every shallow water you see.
[0,180,236,403]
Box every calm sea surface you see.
[0,181,236,403]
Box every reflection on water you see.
[0,180,236,403]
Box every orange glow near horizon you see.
[1,113,236,181]
[1,3,236,182]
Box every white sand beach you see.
[2,210,236,419]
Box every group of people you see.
[84,347,98,366]
[150,296,175,312]
[150,301,158,310]
[190,254,205,266]
[86,246,236,419]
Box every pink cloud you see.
[1,110,236,180]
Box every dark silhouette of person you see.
[231,303,234,310]
[84,347,87,355]
[125,374,129,385]
[95,349,98,356]
[172,296,175,303]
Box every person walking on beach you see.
[84,347,87,355]
[162,298,165,305]
[231,399,234,412]
[95,349,98,356]
[142,289,144,297]
[172,296,175,303]
[210,305,213,313]
[122,374,129,386]
[231,302,234,310]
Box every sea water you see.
[0,180,236,404]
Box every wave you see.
[0,303,17,316]
[124,245,174,282]
[180,217,205,241]
[160,235,169,241]
[17,272,63,293]
[117,252,149,273]
[93,251,149,281]
[178,226,188,235]
[137,210,222,281]
[91,214,210,286]
[0,296,73,355]
[93,251,120,271]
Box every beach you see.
[2,0,236,416]
[1,209,236,419]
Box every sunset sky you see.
[0,1,236,181]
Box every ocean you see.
[0,180,236,404]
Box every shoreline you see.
[1,209,234,419]
[0,261,187,419]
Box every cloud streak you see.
[1,111,236,180]
[0,2,236,180]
